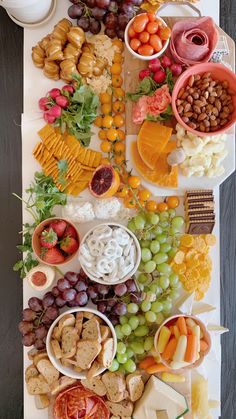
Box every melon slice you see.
[131,141,178,188]
[137,121,173,170]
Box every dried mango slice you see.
[204,234,217,246]
[180,234,194,247]
[174,251,185,264]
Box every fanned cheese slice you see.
[207,324,229,335]
[192,303,216,316]
[176,293,195,315]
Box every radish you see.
[148,58,161,72]
[139,69,151,80]
[48,88,61,100]
[62,85,74,94]
[170,63,182,77]
[153,69,166,83]
[161,55,172,69]
[38,97,50,111]
[48,104,62,118]
[43,111,56,124]
[55,95,69,109]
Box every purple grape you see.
[55,296,66,308]
[126,279,137,293]
[35,325,48,339]
[132,0,142,5]
[97,284,109,296]
[62,288,77,302]
[57,278,71,292]
[96,0,110,8]
[65,271,79,286]
[118,13,130,29]
[67,299,78,307]
[108,0,118,12]
[22,332,36,347]
[119,3,134,16]
[46,306,59,320]
[75,280,87,293]
[86,0,96,7]
[79,269,88,280]
[41,314,53,326]
[91,7,106,20]
[34,339,46,350]
[103,11,118,29]
[87,286,98,299]
[18,321,33,335]
[42,292,55,308]
[109,315,119,325]
[77,16,90,31]
[68,4,84,19]
[28,297,43,312]
[117,28,125,40]
[97,301,107,313]
[51,286,60,297]
[22,308,37,321]
[130,291,142,304]
[107,298,116,308]
[114,302,127,315]
[105,27,117,38]
[114,283,127,297]
[90,18,101,34]
[75,291,88,306]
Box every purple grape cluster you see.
[68,0,142,39]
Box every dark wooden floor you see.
[0,2,235,418]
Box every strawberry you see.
[63,224,77,239]
[40,228,58,248]
[43,247,65,264]
[50,220,67,237]
[60,236,79,255]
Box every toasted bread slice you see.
[106,400,134,417]
[82,318,101,342]
[33,352,48,366]
[34,394,50,409]
[27,374,51,395]
[97,338,114,368]
[52,326,61,341]
[75,312,83,338]
[102,372,126,403]
[59,314,75,332]
[86,360,101,380]
[27,348,39,360]
[73,365,83,373]
[51,339,62,359]
[51,376,77,396]
[76,340,101,370]
[25,364,39,383]
[37,359,60,385]
[61,326,78,359]
[100,325,111,342]
[83,312,94,320]
[81,376,107,397]
[126,373,144,402]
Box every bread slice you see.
[75,312,83,338]
[73,365,83,373]
[86,360,101,380]
[82,318,101,342]
[106,400,134,417]
[34,394,50,409]
[100,325,111,342]
[52,326,61,341]
[58,314,75,332]
[33,352,48,366]
[83,311,94,320]
[25,364,39,383]
[36,359,60,385]
[27,374,51,395]
[27,348,39,360]
[126,373,144,402]
[81,376,107,397]
[76,340,101,370]
[51,376,77,396]
[51,339,62,359]
[97,338,114,368]
[102,372,126,402]
[61,326,78,358]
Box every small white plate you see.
[6,0,56,28]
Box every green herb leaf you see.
[165,68,175,93]
[126,77,158,102]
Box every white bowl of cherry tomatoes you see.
[124,12,171,60]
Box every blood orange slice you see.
[89,165,120,198]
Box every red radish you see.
[62,85,74,94]
[60,237,79,254]
[148,58,161,72]
[43,247,65,264]
[49,220,67,237]
[170,63,182,77]
[43,111,56,124]
[40,228,58,249]
[63,225,77,239]
[48,88,61,99]
[153,69,166,83]
[55,95,69,109]
[38,97,50,111]
[139,69,151,80]
[161,55,172,68]
[48,104,62,118]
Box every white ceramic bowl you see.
[78,222,141,285]
[124,14,170,61]
[46,307,117,379]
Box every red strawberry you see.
[40,228,58,248]
[60,236,79,254]
[63,224,77,239]
[50,220,67,237]
[43,247,65,264]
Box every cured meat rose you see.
[170,17,219,66]
[132,96,148,125]
[132,85,171,125]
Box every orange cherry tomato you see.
[133,14,149,33]
[117,129,125,141]
[149,34,163,52]
[112,75,123,88]
[128,25,136,38]
[138,44,154,56]
[138,189,151,201]
[100,140,112,153]
[146,21,159,34]
[159,26,171,41]
[128,175,141,189]
[124,197,136,209]
[147,12,156,22]
[94,116,103,127]
[157,202,168,212]
[98,129,107,140]
[114,141,125,154]
[146,200,158,212]
[139,31,150,44]
[112,101,125,114]
[114,154,125,165]
[130,38,141,51]
[166,196,180,209]
[100,157,110,165]
[117,185,129,198]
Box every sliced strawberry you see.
[50,219,67,237]
[40,228,58,248]
[60,236,79,255]
[43,247,65,264]
[63,224,77,239]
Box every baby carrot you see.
[146,363,170,374]
[184,334,198,363]
[169,326,174,335]
[173,325,180,339]
[162,338,178,361]
[200,339,209,352]
[177,317,187,335]
[187,326,193,335]
[138,356,156,370]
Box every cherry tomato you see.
[149,34,163,52]
[139,31,150,44]
[130,38,141,51]
[94,116,103,127]
[147,12,156,22]
[117,129,125,141]
[159,26,171,41]
[124,197,136,209]
[100,157,110,165]
[138,189,151,201]
[114,154,125,165]
[98,130,107,140]
[114,142,125,154]
[146,200,158,212]
[166,196,180,209]
[128,25,136,39]
[107,128,118,142]
[133,14,149,33]
[138,44,154,56]
[146,22,159,34]
[112,101,125,114]
[117,185,129,198]
[100,140,112,153]
[157,202,168,212]
[128,175,141,189]
[112,75,123,88]
[113,114,125,128]
[110,63,122,75]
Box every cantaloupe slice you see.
[137,121,173,170]
[131,141,178,188]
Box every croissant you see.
[43,59,60,80]
[39,35,51,51]
[46,39,64,61]
[93,58,105,76]
[55,18,72,33]
[82,42,95,54]
[67,27,85,49]
[63,42,81,62]
[60,59,78,82]
[32,44,45,68]
[77,51,96,77]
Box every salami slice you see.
[170,17,219,66]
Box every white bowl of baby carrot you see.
[154,314,211,370]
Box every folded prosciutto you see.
[170,17,219,66]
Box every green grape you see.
[117,342,126,354]
[121,324,132,336]
[159,275,170,290]
[162,300,172,311]
[156,234,167,243]
[150,240,160,254]
[151,301,163,313]
[169,226,180,235]
[138,273,147,284]
[146,291,156,302]
[153,252,168,264]
[139,283,145,291]
[156,286,163,296]
[160,242,171,253]
[145,311,156,323]
[141,300,151,312]
[159,221,170,229]
[127,303,139,314]
[127,220,136,232]
[169,289,180,299]
[134,215,146,230]
[124,359,136,373]
[144,260,156,273]
[150,213,159,225]
[142,248,152,262]
[157,263,171,274]
[168,208,176,218]
[137,314,146,325]
[108,358,119,372]
[153,226,163,235]
[145,232,152,240]
[156,312,165,324]
[169,273,179,287]
[117,353,128,364]
[159,211,169,221]
[140,240,151,248]
[118,364,126,373]
[126,348,135,358]
[168,247,177,258]
[134,325,149,337]
[172,216,184,229]
[115,325,124,339]
[129,316,139,330]
[138,261,145,271]
[144,336,154,352]
[150,283,159,293]
[130,341,145,355]
[119,315,128,325]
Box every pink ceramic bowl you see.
[172,62,236,136]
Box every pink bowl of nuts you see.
[172,62,236,136]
